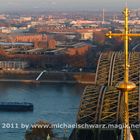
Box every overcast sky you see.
[0,0,140,11]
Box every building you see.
[0,61,29,70]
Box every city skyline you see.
[0,0,140,12]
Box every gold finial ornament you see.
[116,81,136,91]
[106,6,140,140]
[106,31,112,38]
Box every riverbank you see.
[0,79,94,84]
[0,70,95,84]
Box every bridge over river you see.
[69,51,140,140]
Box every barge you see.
[0,102,33,112]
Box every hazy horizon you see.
[0,0,139,12]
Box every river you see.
[0,82,85,140]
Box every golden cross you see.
[106,7,139,140]
[106,7,140,82]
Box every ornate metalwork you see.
[95,52,140,86]
[74,51,140,140]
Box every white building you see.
[0,61,29,70]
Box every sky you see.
[0,0,140,12]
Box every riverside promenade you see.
[0,70,95,84]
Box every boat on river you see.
[0,102,33,112]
